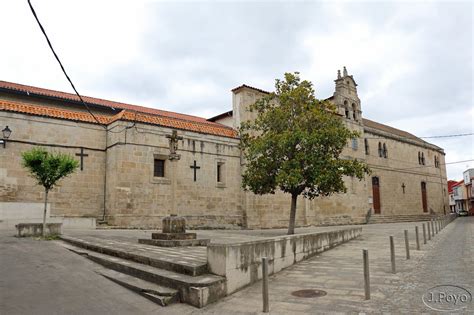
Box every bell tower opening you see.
[332,66,362,123]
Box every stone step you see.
[59,242,226,308]
[60,235,208,276]
[97,269,180,306]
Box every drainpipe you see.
[102,127,108,222]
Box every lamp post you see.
[1,126,12,148]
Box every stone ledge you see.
[15,223,62,237]
[152,232,197,240]
[139,238,210,247]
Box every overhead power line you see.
[27,0,135,134]
[27,0,104,127]
[419,132,474,139]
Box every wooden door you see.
[421,182,428,212]
[372,177,381,214]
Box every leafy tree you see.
[240,72,370,235]
[21,148,79,237]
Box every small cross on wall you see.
[190,160,201,182]
[401,183,406,194]
[75,147,89,171]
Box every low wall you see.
[16,223,62,237]
[0,202,53,229]
[207,227,362,294]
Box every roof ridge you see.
[0,99,238,138]
[0,80,229,127]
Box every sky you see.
[0,0,472,180]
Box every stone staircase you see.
[58,235,226,308]
[368,214,440,224]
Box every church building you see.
[0,68,449,229]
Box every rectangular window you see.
[217,163,222,183]
[154,159,165,177]
[364,139,369,155]
[352,138,358,150]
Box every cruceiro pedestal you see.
[138,215,210,247]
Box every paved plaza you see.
[0,217,472,314]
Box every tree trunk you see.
[42,189,48,238]
[288,193,298,235]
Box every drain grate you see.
[291,289,327,298]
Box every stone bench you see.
[15,223,62,237]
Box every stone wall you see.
[104,121,244,229]
[0,111,105,222]
[365,129,448,215]
[207,227,362,294]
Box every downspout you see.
[102,126,108,221]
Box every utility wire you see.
[27,0,105,127]
[25,0,474,142]
[27,0,135,134]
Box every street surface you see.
[0,217,472,314]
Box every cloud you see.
[0,0,472,179]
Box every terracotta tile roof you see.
[208,110,233,122]
[0,80,214,125]
[231,84,270,94]
[0,99,238,138]
[363,118,426,143]
[119,111,237,138]
[0,99,110,124]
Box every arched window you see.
[352,103,357,120]
[364,138,369,155]
[378,142,383,157]
[383,143,388,158]
[344,100,350,119]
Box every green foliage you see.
[240,72,371,199]
[21,148,79,191]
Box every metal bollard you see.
[415,226,420,250]
[422,223,427,244]
[363,249,370,300]
[404,230,410,260]
[427,222,431,240]
[262,257,269,313]
[390,236,396,274]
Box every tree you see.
[21,148,79,237]
[240,72,370,235]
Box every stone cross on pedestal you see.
[401,183,406,194]
[166,130,183,160]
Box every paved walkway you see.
[65,225,348,244]
[187,217,472,314]
[1,218,471,314]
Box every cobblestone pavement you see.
[182,217,472,314]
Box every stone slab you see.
[60,235,208,276]
[139,238,210,247]
[151,232,197,240]
[15,223,62,237]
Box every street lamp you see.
[1,126,12,148]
